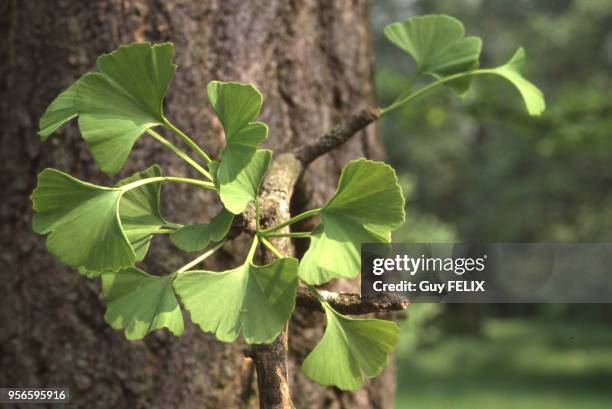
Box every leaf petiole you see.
[261,231,311,239]
[125,228,176,235]
[386,72,421,109]
[381,70,481,115]
[146,129,213,180]
[259,236,285,259]
[163,222,184,230]
[163,119,213,164]
[246,235,260,263]
[259,208,321,234]
[255,198,261,232]
[119,176,216,192]
[176,240,226,274]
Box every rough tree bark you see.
[0,1,395,408]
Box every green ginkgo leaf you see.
[31,167,168,274]
[31,169,135,272]
[76,43,176,174]
[207,81,269,213]
[71,166,167,278]
[209,149,272,214]
[38,79,81,140]
[174,257,298,344]
[170,208,234,252]
[483,47,546,116]
[102,267,183,340]
[301,303,399,390]
[384,14,482,94]
[207,81,267,139]
[116,165,169,260]
[38,42,177,174]
[299,159,405,285]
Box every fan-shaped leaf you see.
[116,165,169,260]
[76,43,176,174]
[38,42,177,174]
[207,81,270,213]
[31,167,168,274]
[174,257,298,344]
[38,79,81,140]
[210,149,272,214]
[102,267,183,340]
[170,208,234,252]
[485,48,545,116]
[384,14,481,94]
[299,159,405,284]
[301,303,399,390]
[207,81,266,140]
[31,169,135,272]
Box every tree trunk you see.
[0,1,394,408]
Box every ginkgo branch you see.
[259,239,407,316]
[296,286,409,315]
[293,108,381,166]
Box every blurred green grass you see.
[395,315,612,409]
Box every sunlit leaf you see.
[215,149,272,214]
[301,303,399,390]
[170,208,233,252]
[299,159,405,284]
[384,15,545,113]
[31,169,135,273]
[384,14,482,94]
[38,79,81,140]
[485,48,546,116]
[38,42,177,174]
[174,257,298,344]
[102,267,183,340]
[207,81,266,140]
[31,166,168,274]
[116,165,168,260]
[207,81,269,213]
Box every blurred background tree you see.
[373,0,612,243]
[370,0,612,407]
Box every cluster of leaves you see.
[382,14,545,115]
[31,44,403,390]
[30,14,544,391]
